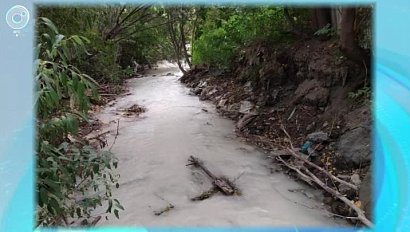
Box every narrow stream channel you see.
[93,62,347,227]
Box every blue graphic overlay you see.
[0,0,409,231]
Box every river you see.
[93,62,346,227]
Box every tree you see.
[311,7,332,30]
[166,7,193,74]
[339,7,370,66]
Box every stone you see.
[294,79,321,96]
[193,88,202,95]
[239,100,255,114]
[244,81,253,93]
[350,173,361,186]
[304,86,330,106]
[306,131,329,142]
[306,122,316,131]
[198,80,208,88]
[217,98,228,109]
[335,126,371,168]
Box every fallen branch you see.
[191,187,217,201]
[153,193,175,216]
[154,204,174,216]
[287,148,359,191]
[276,156,313,186]
[86,130,110,141]
[187,156,235,195]
[277,122,372,227]
[109,119,120,151]
[303,168,373,227]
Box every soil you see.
[180,38,372,223]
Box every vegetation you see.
[36,5,372,226]
[35,17,123,226]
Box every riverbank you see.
[180,39,372,225]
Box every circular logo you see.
[6,5,30,30]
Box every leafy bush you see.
[35,17,123,226]
[192,27,236,68]
[314,23,336,37]
[192,7,288,69]
[348,86,371,101]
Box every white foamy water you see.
[92,62,347,227]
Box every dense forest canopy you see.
[35,5,372,226]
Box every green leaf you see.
[49,197,62,215]
[106,199,113,213]
[38,187,48,207]
[40,17,59,34]
[93,163,99,173]
[114,200,124,210]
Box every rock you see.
[293,79,329,106]
[236,113,258,131]
[294,79,321,97]
[306,122,316,131]
[198,80,208,88]
[306,131,329,142]
[296,70,305,79]
[239,101,254,114]
[335,126,371,168]
[304,86,329,106]
[359,170,372,220]
[200,87,217,100]
[217,98,228,109]
[219,103,240,119]
[208,88,218,96]
[193,88,202,95]
[350,173,361,186]
[244,81,253,93]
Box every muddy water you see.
[94,62,346,227]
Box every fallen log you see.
[187,156,235,195]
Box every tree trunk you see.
[312,8,332,30]
[179,21,192,68]
[167,11,187,74]
[340,8,369,66]
[284,7,305,37]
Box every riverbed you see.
[93,62,346,227]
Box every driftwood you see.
[286,148,359,191]
[276,123,373,227]
[154,204,174,216]
[187,156,235,195]
[276,156,372,227]
[191,187,218,201]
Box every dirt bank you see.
[180,38,372,225]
